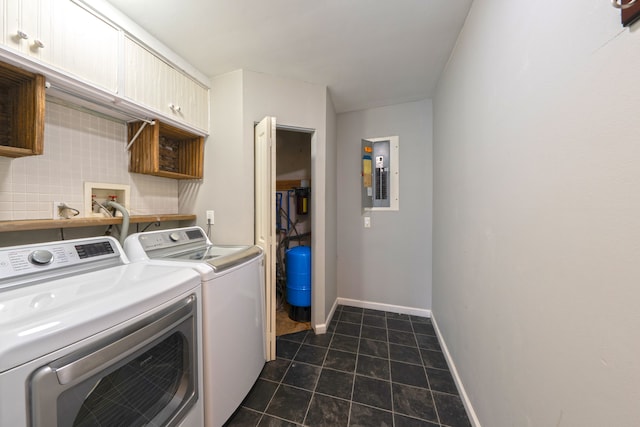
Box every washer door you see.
[29,295,198,427]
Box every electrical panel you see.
[361,136,399,211]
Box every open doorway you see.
[255,118,316,360]
[274,128,312,337]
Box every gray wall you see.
[242,70,335,327]
[325,89,338,319]
[433,0,640,425]
[337,100,432,311]
[276,130,311,181]
[181,70,338,327]
[180,70,247,244]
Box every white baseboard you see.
[337,297,432,318]
[431,313,482,427]
[313,298,339,334]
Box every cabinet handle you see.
[611,0,637,8]
[33,39,45,48]
[17,30,29,40]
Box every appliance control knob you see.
[169,232,181,242]
[29,250,54,266]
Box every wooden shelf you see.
[276,179,310,191]
[0,214,195,233]
[129,120,204,179]
[0,61,45,158]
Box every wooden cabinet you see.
[50,0,119,92]
[4,0,53,62]
[128,120,204,179]
[0,61,45,157]
[124,36,209,132]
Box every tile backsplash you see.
[0,101,179,221]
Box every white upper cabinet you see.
[50,0,119,92]
[0,0,209,134]
[4,0,53,62]
[0,0,4,45]
[123,37,166,112]
[170,65,210,132]
[2,0,118,92]
[124,36,209,132]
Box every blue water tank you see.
[286,246,311,307]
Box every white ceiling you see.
[104,0,472,113]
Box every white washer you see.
[124,227,265,427]
[0,236,204,427]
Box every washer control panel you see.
[0,238,122,282]
[137,227,208,252]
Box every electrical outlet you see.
[364,216,371,228]
[206,210,215,224]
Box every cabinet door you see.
[4,0,52,61]
[124,36,209,132]
[182,74,209,131]
[172,68,209,131]
[124,36,165,110]
[50,0,118,92]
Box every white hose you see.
[105,201,130,247]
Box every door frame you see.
[255,118,317,360]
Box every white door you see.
[255,116,276,360]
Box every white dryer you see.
[0,236,204,427]
[124,226,265,427]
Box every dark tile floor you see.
[224,305,471,427]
